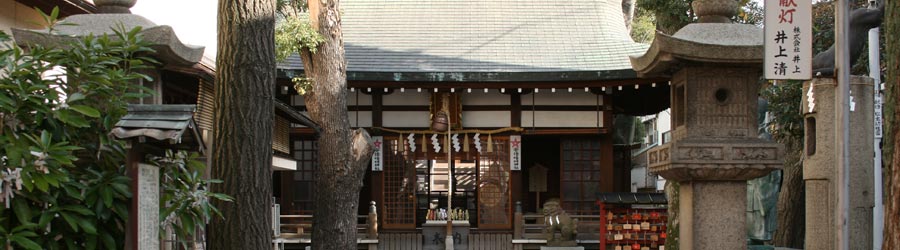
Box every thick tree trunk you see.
[622,0,636,31]
[207,0,277,249]
[884,0,900,247]
[773,149,804,248]
[302,0,375,249]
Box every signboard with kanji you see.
[509,135,522,171]
[764,0,812,80]
[371,136,383,171]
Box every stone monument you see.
[629,0,783,249]
[541,199,581,250]
[801,76,874,250]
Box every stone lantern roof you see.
[10,0,204,66]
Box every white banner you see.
[371,136,383,171]
[510,135,522,171]
[764,0,812,80]
[875,94,883,139]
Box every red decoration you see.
[631,213,642,220]
[631,243,641,250]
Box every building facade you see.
[274,0,669,238]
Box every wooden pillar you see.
[372,92,383,128]
[124,143,142,250]
[601,94,615,192]
[511,93,521,127]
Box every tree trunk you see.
[623,0,636,31]
[773,149,804,248]
[207,0,277,249]
[884,0,899,247]
[302,0,375,249]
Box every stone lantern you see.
[630,0,782,249]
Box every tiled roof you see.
[278,0,648,81]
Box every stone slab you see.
[137,163,159,250]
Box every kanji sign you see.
[764,0,812,80]
[371,136,383,171]
[509,135,522,171]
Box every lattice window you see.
[382,138,417,229]
[561,138,602,215]
[477,138,511,229]
[288,139,317,215]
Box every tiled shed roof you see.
[278,0,649,82]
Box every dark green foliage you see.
[635,0,694,34]
[762,81,804,147]
[0,11,155,249]
[153,151,232,249]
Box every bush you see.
[0,22,154,249]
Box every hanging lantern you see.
[431,111,449,132]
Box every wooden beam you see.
[344,78,669,89]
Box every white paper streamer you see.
[431,134,441,153]
[452,133,461,152]
[806,83,815,112]
[850,90,856,112]
[473,133,482,153]
[407,133,417,152]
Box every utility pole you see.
[834,0,851,249]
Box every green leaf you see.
[85,234,97,249]
[101,232,116,250]
[59,212,79,232]
[67,92,86,103]
[0,92,13,107]
[10,235,41,250]
[34,176,49,192]
[63,205,94,216]
[69,105,100,118]
[38,211,53,228]
[100,187,113,208]
[111,183,129,196]
[55,109,90,127]
[13,198,32,223]
[76,217,97,234]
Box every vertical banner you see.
[371,136,383,171]
[764,0,812,80]
[510,135,522,171]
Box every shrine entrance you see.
[380,136,513,230]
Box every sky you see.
[131,0,218,59]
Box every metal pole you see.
[869,1,884,248]
[446,116,454,250]
[835,0,851,249]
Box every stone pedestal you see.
[801,76,874,250]
[422,221,469,250]
[631,11,782,249]
[679,182,746,250]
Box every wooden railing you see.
[512,202,601,249]
[272,201,379,250]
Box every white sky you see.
[131,0,218,59]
